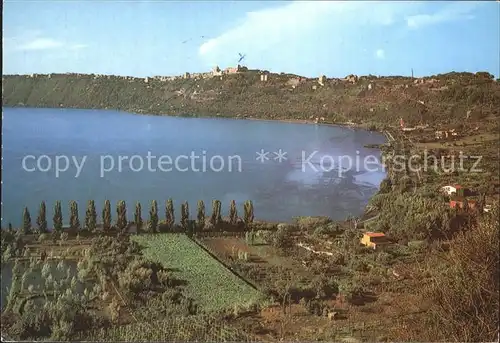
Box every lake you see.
[1,107,386,227]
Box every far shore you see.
[5,104,388,134]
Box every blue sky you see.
[3,1,499,78]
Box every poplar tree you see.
[229,200,238,226]
[149,200,159,233]
[210,200,222,228]
[36,201,47,233]
[22,207,32,235]
[166,199,175,231]
[53,201,63,233]
[181,201,189,230]
[134,202,143,232]
[102,200,112,231]
[116,200,127,232]
[85,200,97,232]
[69,200,80,231]
[243,200,254,227]
[197,200,205,231]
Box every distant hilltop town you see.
[20,68,496,88]
[24,64,251,83]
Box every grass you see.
[131,233,264,312]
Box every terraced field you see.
[131,234,263,311]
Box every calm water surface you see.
[1,108,386,226]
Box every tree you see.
[149,200,159,233]
[36,201,48,233]
[85,200,97,232]
[229,200,238,226]
[243,200,254,227]
[53,201,63,233]
[197,200,205,231]
[180,202,189,230]
[210,200,222,229]
[116,200,127,232]
[166,199,175,231]
[22,207,32,235]
[134,202,143,231]
[69,200,80,231]
[102,200,112,231]
[274,268,295,315]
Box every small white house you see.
[441,185,463,196]
[483,204,492,213]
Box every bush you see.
[293,216,331,231]
[313,223,339,236]
[413,208,499,341]
[38,233,49,242]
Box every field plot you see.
[131,234,263,311]
[81,315,256,342]
[202,236,295,266]
[201,236,315,288]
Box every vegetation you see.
[85,200,97,232]
[180,201,189,230]
[53,201,63,232]
[134,202,143,231]
[148,200,159,233]
[243,200,254,227]
[3,72,498,129]
[69,200,80,231]
[22,207,31,235]
[229,200,238,225]
[116,200,127,232]
[210,200,222,228]
[131,234,263,311]
[102,200,111,231]
[197,200,205,231]
[36,201,47,234]
[165,199,174,231]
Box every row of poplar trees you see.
[19,199,254,234]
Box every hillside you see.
[3,71,499,130]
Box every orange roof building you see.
[361,232,390,249]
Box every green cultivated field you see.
[131,234,263,311]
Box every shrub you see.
[293,216,331,231]
[413,208,499,341]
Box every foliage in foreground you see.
[405,208,499,342]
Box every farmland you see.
[80,315,257,342]
[131,233,264,311]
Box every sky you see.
[3,1,499,78]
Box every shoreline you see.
[4,104,384,132]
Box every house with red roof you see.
[450,198,478,211]
[360,232,390,250]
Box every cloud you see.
[69,44,89,50]
[375,49,385,59]
[198,1,486,69]
[198,1,423,67]
[5,29,87,52]
[406,2,484,28]
[18,38,64,51]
